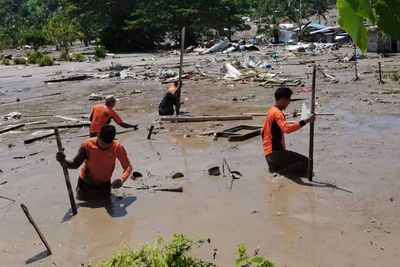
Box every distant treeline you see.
[0,0,335,52]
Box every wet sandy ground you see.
[0,47,400,266]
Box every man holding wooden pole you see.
[261,87,316,177]
[56,125,133,201]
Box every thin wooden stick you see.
[354,44,359,81]
[54,128,77,215]
[21,204,52,255]
[378,62,384,84]
[308,65,317,181]
[147,125,154,140]
[177,27,185,115]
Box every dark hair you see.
[274,87,293,100]
[98,125,116,144]
[174,81,179,86]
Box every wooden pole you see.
[147,125,154,140]
[54,128,77,215]
[354,44,359,81]
[308,65,317,181]
[378,62,384,84]
[21,204,52,255]
[176,27,185,116]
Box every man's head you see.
[98,125,116,149]
[105,95,116,108]
[174,81,179,87]
[274,87,293,110]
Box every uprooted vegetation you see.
[84,235,275,267]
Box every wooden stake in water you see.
[308,65,317,181]
[176,27,186,116]
[21,204,52,255]
[54,128,77,215]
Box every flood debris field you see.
[1,45,400,266]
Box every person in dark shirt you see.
[261,87,316,176]
[158,81,181,116]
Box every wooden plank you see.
[28,122,90,130]
[54,128,78,215]
[177,27,186,116]
[161,115,252,123]
[44,75,89,83]
[0,123,25,134]
[24,129,67,144]
[308,65,317,181]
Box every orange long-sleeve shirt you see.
[262,106,303,156]
[89,104,122,134]
[77,138,132,184]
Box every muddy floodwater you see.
[1,48,400,266]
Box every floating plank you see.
[28,122,90,130]
[44,75,89,83]
[24,129,67,144]
[161,115,252,123]
[0,123,25,134]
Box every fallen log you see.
[155,187,183,193]
[24,129,67,144]
[161,115,252,123]
[44,75,90,83]
[0,120,48,134]
[0,123,25,134]
[54,115,84,122]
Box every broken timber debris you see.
[155,187,183,193]
[161,115,252,123]
[44,75,89,83]
[28,122,90,130]
[24,129,67,144]
[0,123,25,134]
[21,204,52,256]
[216,125,261,142]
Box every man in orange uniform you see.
[56,125,132,200]
[158,81,181,116]
[89,95,136,137]
[262,87,316,176]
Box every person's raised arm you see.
[56,147,86,169]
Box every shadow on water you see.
[282,173,353,193]
[61,194,137,222]
[25,250,51,264]
[77,194,136,218]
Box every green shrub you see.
[71,53,86,62]
[59,50,70,61]
[235,243,275,267]
[94,45,107,59]
[13,57,28,65]
[38,54,54,66]
[26,50,43,64]
[387,71,400,82]
[2,57,10,65]
[84,235,275,267]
